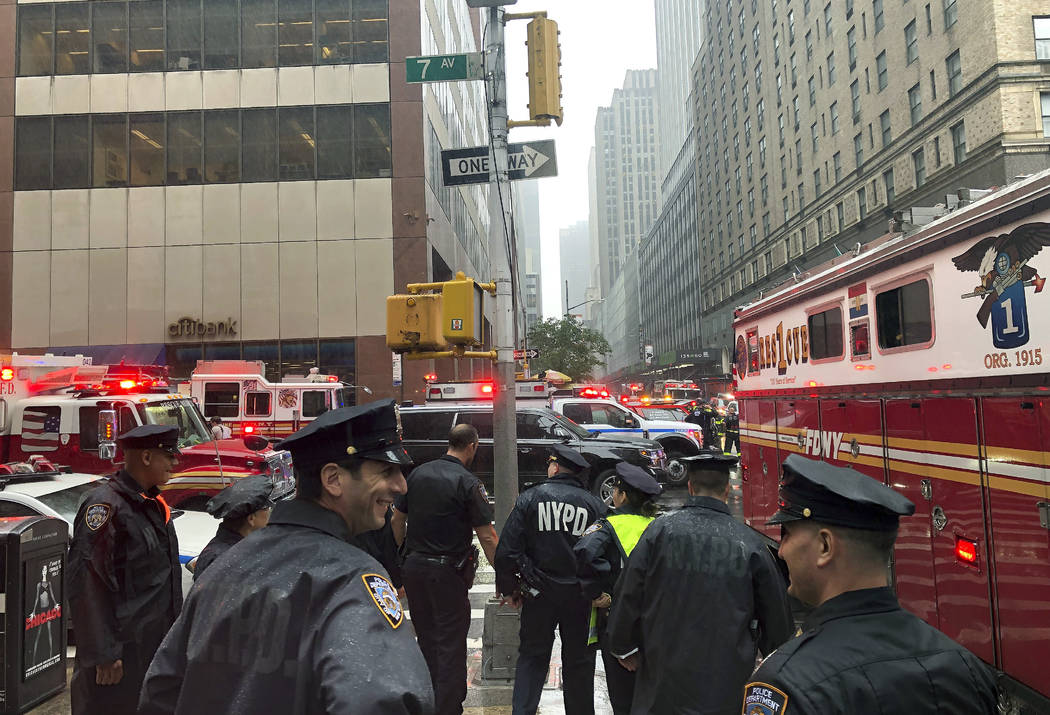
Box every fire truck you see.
[733,170,1050,711]
[652,380,702,401]
[181,360,351,440]
[0,353,293,510]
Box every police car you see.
[0,464,215,597]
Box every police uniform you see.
[494,444,608,715]
[68,425,183,715]
[607,453,793,715]
[685,404,720,449]
[574,462,661,715]
[193,474,275,582]
[139,401,434,715]
[396,451,493,714]
[742,455,998,715]
[724,409,740,454]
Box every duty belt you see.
[409,552,458,567]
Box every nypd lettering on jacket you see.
[537,501,591,535]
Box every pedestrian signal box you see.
[442,276,486,346]
[386,294,447,352]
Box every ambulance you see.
[0,353,292,510]
[733,169,1050,712]
[182,360,351,440]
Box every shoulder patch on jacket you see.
[362,573,403,629]
[476,481,490,501]
[84,503,112,531]
[582,521,603,536]
[742,682,789,714]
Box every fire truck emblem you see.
[951,222,1050,348]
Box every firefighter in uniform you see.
[724,403,740,455]
[139,400,434,714]
[68,424,183,715]
[607,452,793,715]
[742,454,999,714]
[391,423,499,715]
[685,402,720,450]
[574,462,661,715]
[191,474,275,582]
[495,443,608,715]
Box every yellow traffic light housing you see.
[526,17,562,126]
[442,276,486,346]
[386,294,446,352]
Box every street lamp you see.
[565,298,603,316]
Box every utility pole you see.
[486,7,519,531]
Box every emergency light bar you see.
[0,368,12,381]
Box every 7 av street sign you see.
[405,53,484,83]
[441,140,558,187]
[514,349,540,360]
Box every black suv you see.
[399,404,668,503]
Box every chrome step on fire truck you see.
[0,353,292,510]
[733,169,1050,712]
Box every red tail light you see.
[955,537,978,565]
[532,385,545,392]
[0,368,13,381]
[481,384,494,394]
[429,388,441,397]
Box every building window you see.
[836,201,845,229]
[93,2,128,74]
[808,76,816,106]
[168,112,203,184]
[242,108,278,181]
[317,0,353,63]
[943,0,957,28]
[951,121,966,163]
[913,147,926,186]
[793,95,801,127]
[56,3,91,75]
[316,105,353,179]
[854,132,864,167]
[884,168,895,204]
[824,2,833,36]
[909,83,922,125]
[858,186,867,219]
[930,69,937,100]
[93,114,128,188]
[354,103,392,178]
[354,0,389,63]
[905,20,918,64]
[827,52,836,85]
[54,116,91,190]
[876,278,932,349]
[131,1,165,72]
[946,50,962,97]
[808,307,844,359]
[814,168,822,195]
[278,107,316,181]
[811,122,819,152]
[874,0,884,33]
[833,151,842,181]
[17,5,54,76]
[241,0,277,68]
[831,101,840,134]
[1037,17,1050,60]
[876,51,887,90]
[879,110,891,147]
[167,0,202,70]
[933,136,941,166]
[279,0,314,66]
[848,26,857,70]
[1042,93,1050,137]
[204,0,239,69]
[130,113,165,186]
[15,118,51,191]
[805,29,813,60]
[204,110,241,183]
[850,80,861,122]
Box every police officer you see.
[192,474,274,581]
[724,403,740,455]
[495,443,608,715]
[742,454,999,714]
[574,462,661,715]
[140,400,434,714]
[68,424,183,715]
[391,423,498,715]
[685,401,720,449]
[607,452,792,715]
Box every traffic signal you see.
[525,17,563,126]
[442,275,486,346]
[386,294,447,352]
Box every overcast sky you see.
[500,1,658,318]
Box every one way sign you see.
[441,140,558,187]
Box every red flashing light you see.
[244,424,256,434]
[481,384,494,394]
[620,396,629,403]
[0,368,13,381]
[532,384,545,392]
[807,380,818,387]
[955,537,978,565]
[327,375,339,382]
[119,379,137,389]
[424,373,438,382]
[942,364,952,370]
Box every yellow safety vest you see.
[588,512,655,645]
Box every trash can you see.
[0,516,68,713]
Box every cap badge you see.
[346,446,358,456]
[362,573,403,628]
[803,507,812,518]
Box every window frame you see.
[204,381,241,418]
[872,270,936,355]
[806,300,846,363]
[244,391,273,418]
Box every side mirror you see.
[97,408,118,461]
[624,417,637,428]
[244,435,270,452]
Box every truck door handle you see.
[932,505,948,532]
[518,447,531,453]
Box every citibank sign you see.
[168,317,238,339]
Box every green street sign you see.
[405,53,485,83]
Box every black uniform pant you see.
[71,624,166,715]
[724,430,740,454]
[600,647,635,715]
[403,557,470,715]
[512,585,595,715]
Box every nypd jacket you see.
[494,473,607,596]
[606,496,792,715]
[139,498,434,715]
[67,470,182,669]
[743,587,998,715]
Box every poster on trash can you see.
[23,556,63,680]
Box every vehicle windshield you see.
[548,411,592,439]
[669,388,702,400]
[37,482,101,522]
[336,388,353,408]
[136,399,212,448]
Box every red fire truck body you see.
[733,171,1050,708]
[0,354,292,510]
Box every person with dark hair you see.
[742,454,998,714]
[192,474,274,582]
[495,443,608,715]
[390,423,497,715]
[68,425,183,715]
[140,400,434,714]
[574,462,661,715]
[607,452,792,714]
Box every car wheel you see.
[664,451,688,485]
[591,469,617,506]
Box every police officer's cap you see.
[680,450,738,472]
[614,462,662,497]
[548,443,590,473]
[768,454,915,531]
[276,399,412,469]
[206,474,275,521]
[117,424,181,454]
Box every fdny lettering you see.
[25,606,61,630]
[803,429,844,458]
[537,502,590,535]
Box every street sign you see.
[441,140,558,187]
[513,349,540,360]
[391,353,402,387]
[405,53,484,83]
